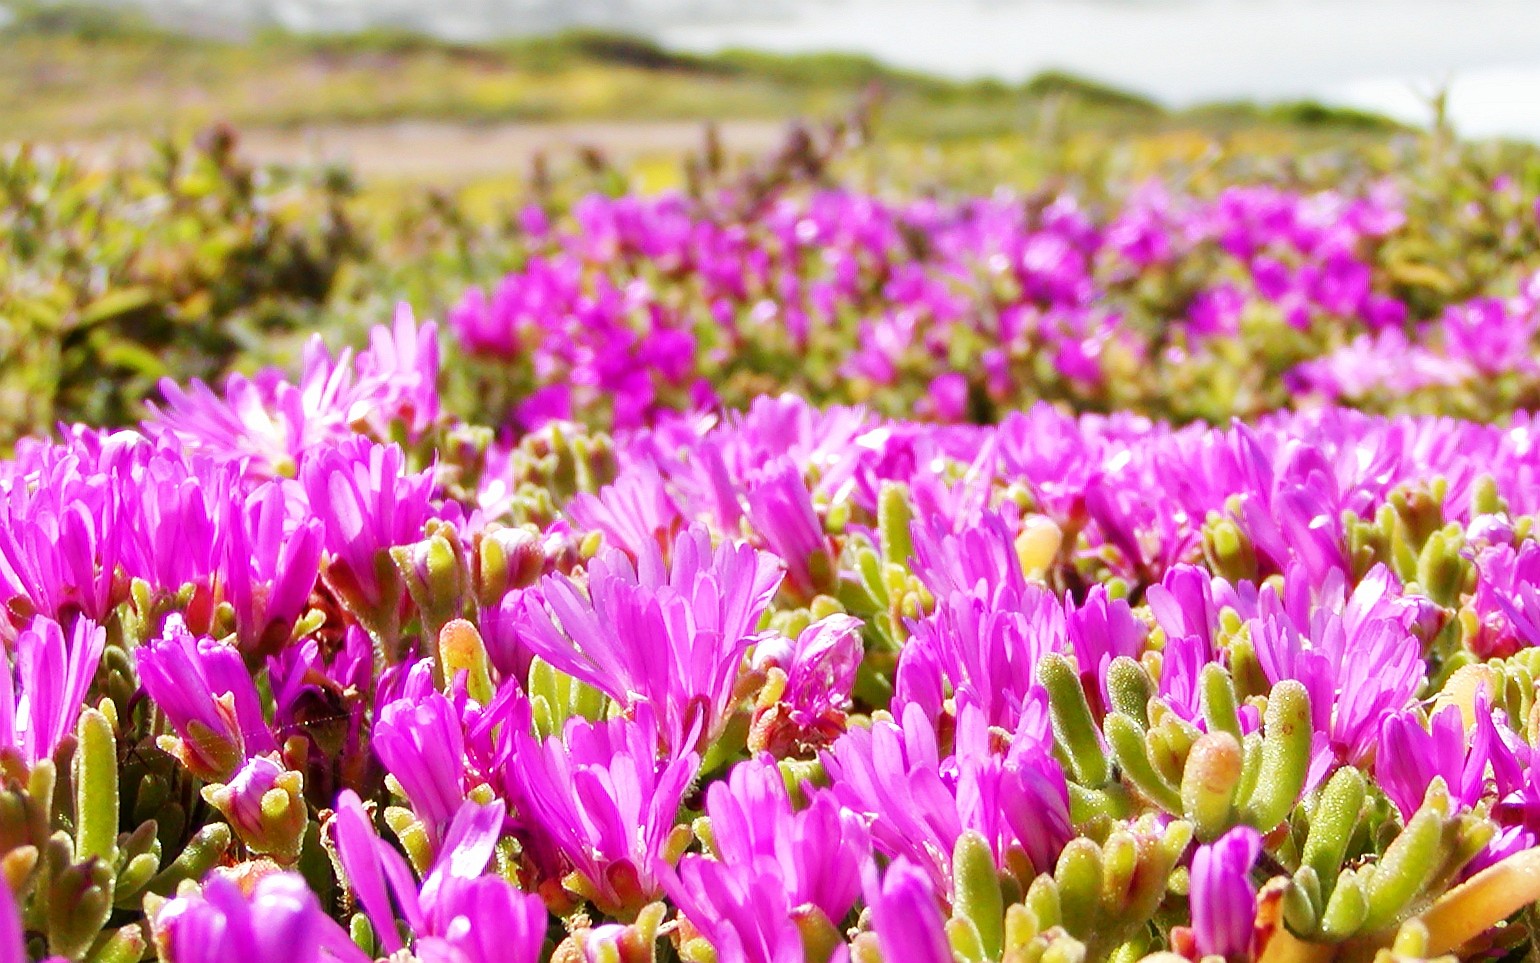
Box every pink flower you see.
[864,859,952,963]
[520,524,781,748]
[155,872,366,963]
[300,437,437,621]
[665,760,869,963]
[503,704,698,916]
[824,702,1070,895]
[374,690,469,852]
[137,615,277,781]
[0,614,104,767]
[1190,827,1262,960]
[331,791,544,963]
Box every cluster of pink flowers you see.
[1292,271,1540,401]
[446,183,1437,428]
[431,179,1540,430]
[6,178,1540,963]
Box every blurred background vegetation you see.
[0,0,1409,143]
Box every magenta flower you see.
[715,765,872,921]
[0,459,122,624]
[148,333,358,478]
[1248,565,1424,771]
[137,615,277,781]
[520,524,781,748]
[742,461,836,601]
[202,754,307,862]
[220,480,324,656]
[823,701,1070,894]
[332,790,544,963]
[1377,701,1503,822]
[1234,446,1350,586]
[922,372,971,422]
[155,872,367,963]
[149,374,308,478]
[896,583,1061,732]
[300,437,437,619]
[0,614,104,767]
[1066,584,1147,707]
[1471,542,1540,657]
[666,859,803,963]
[667,758,870,947]
[1145,564,1225,647]
[119,449,226,597]
[353,303,441,440]
[1190,827,1262,960]
[268,624,372,776]
[413,874,548,963]
[1145,565,1257,722]
[373,690,469,851]
[566,466,685,562]
[864,859,952,963]
[908,510,1026,601]
[503,704,699,916]
[151,312,441,476]
[749,614,864,754]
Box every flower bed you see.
[6,173,1540,962]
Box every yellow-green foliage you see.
[0,133,357,441]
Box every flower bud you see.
[1182,731,1243,841]
[200,755,307,865]
[1417,528,1470,607]
[1202,515,1257,583]
[391,520,469,642]
[1390,481,1447,555]
[439,618,496,705]
[472,525,547,607]
[1016,516,1063,579]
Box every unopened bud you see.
[1182,731,1243,841]
[473,525,547,607]
[1203,516,1257,583]
[1016,516,1063,579]
[391,522,469,641]
[199,755,307,865]
[439,619,496,705]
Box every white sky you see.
[654,0,1540,140]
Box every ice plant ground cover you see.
[15,164,1540,963]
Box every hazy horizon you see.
[12,0,1540,140]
